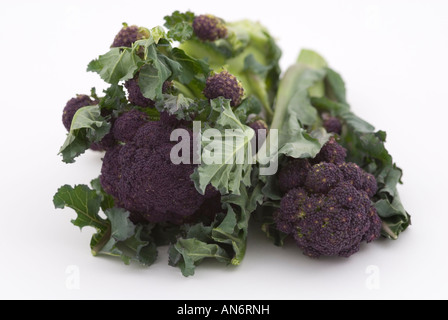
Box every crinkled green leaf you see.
[258,65,330,169]
[100,208,157,266]
[87,48,141,84]
[307,62,411,239]
[155,94,196,120]
[170,48,210,85]
[170,171,263,276]
[138,46,174,101]
[234,95,263,123]
[54,184,158,266]
[53,184,110,253]
[59,105,111,163]
[164,11,195,42]
[191,98,254,195]
[324,67,347,104]
[168,239,230,277]
[99,84,128,113]
[90,178,115,211]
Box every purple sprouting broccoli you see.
[62,95,97,131]
[111,23,150,48]
[312,136,347,165]
[203,71,245,107]
[305,162,344,194]
[248,119,268,153]
[274,139,382,258]
[193,14,228,41]
[124,77,155,108]
[125,77,174,108]
[277,159,312,194]
[100,112,220,224]
[112,109,149,143]
[62,95,116,152]
[322,113,343,135]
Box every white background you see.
[0,0,447,300]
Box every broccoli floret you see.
[203,71,244,107]
[305,163,343,194]
[62,95,97,131]
[62,95,116,152]
[362,172,378,198]
[124,77,155,108]
[193,14,227,41]
[125,77,174,108]
[248,119,268,153]
[112,109,148,143]
[274,139,382,258]
[100,112,220,224]
[312,136,347,165]
[338,162,364,189]
[322,113,343,135]
[111,23,150,48]
[277,159,312,194]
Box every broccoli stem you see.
[245,72,274,122]
[173,81,197,99]
[269,64,308,130]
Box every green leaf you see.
[309,64,411,239]
[54,184,159,266]
[53,185,110,253]
[164,11,195,42]
[99,84,128,112]
[155,94,197,120]
[170,48,210,85]
[90,178,115,211]
[215,182,264,265]
[99,208,157,266]
[324,67,347,104]
[138,46,173,100]
[234,95,263,123]
[258,65,330,168]
[168,239,230,277]
[58,105,111,163]
[191,98,254,195]
[87,48,141,84]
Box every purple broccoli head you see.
[312,136,347,165]
[111,24,150,48]
[113,109,149,143]
[193,14,227,41]
[203,71,245,107]
[62,95,96,131]
[100,112,220,224]
[274,139,382,258]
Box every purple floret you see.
[362,172,378,198]
[113,109,149,143]
[278,159,312,194]
[305,163,343,194]
[100,145,123,198]
[338,162,364,189]
[248,119,268,153]
[193,14,227,41]
[312,137,347,165]
[62,95,96,131]
[124,78,155,108]
[274,139,383,258]
[323,116,343,135]
[203,71,244,107]
[111,24,149,48]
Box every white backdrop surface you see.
[0,0,447,300]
